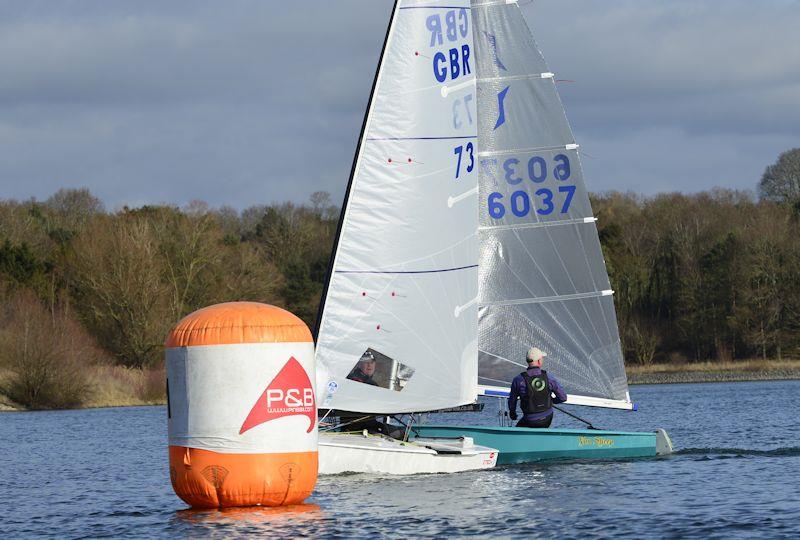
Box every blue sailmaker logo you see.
[494,86,510,130]
[482,31,507,71]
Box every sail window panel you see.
[478,224,611,304]
[478,298,628,402]
[318,266,478,414]
[346,348,416,392]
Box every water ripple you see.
[1,381,799,538]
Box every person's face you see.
[361,360,376,376]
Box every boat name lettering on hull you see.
[578,436,615,447]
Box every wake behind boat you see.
[314,0,672,475]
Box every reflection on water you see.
[174,503,323,530]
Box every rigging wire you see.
[320,414,373,433]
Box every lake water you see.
[2,380,799,538]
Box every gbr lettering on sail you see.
[427,8,471,83]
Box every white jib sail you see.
[471,0,633,410]
[315,0,479,414]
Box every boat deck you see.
[412,425,672,465]
[318,431,499,475]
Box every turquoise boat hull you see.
[411,425,672,465]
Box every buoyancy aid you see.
[521,370,553,414]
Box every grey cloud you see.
[579,127,794,194]
[0,0,797,208]
[0,2,389,106]
[528,0,800,137]
[521,0,800,194]
[0,1,392,208]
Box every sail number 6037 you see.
[487,153,576,218]
[488,187,576,219]
[502,153,571,184]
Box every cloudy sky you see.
[1,0,798,209]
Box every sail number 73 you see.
[486,154,577,218]
[454,142,474,179]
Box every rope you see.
[553,405,600,430]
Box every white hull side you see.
[318,433,498,475]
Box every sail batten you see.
[477,144,578,157]
[480,289,615,307]
[477,73,555,83]
[480,216,597,232]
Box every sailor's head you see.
[359,351,376,375]
[526,347,547,367]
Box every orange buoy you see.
[166,302,317,508]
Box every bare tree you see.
[46,188,104,221]
[758,148,800,204]
[0,290,99,408]
[310,191,331,214]
[212,243,284,304]
[155,204,222,320]
[68,214,171,368]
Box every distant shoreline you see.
[3,359,799,412]
[628,370,800,385]
[626,359,800,385]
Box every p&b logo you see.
[239,357,316,435]
[265,387,314,409]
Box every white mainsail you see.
[471,0,633,410]
[315,0,479,414]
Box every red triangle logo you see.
[239,356,316,435]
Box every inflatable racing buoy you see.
[165,302,317,508]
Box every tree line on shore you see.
[1,149,799,409]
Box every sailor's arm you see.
[550,376,568,404]
[507,377,520,416]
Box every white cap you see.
[526,347,547,363]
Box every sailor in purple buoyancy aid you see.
[508,347,567,428]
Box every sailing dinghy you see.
[413,0,672,462]
[314,0,497,475]
[314,0,672,474]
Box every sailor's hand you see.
[509,412,518,421]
